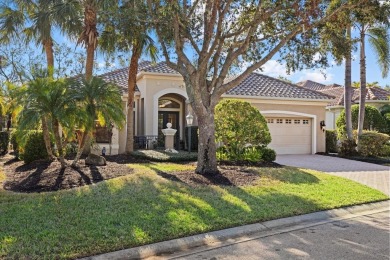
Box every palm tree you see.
[321,6,354,140]
[17,77,76,168]
[69,76,125,166]
[100,0,157,153]
[355,2,390,139]
[0,0,80,158]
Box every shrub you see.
[10,129,20,158]
[338,139,357,157]
[23,131,49,164]
[0,131,9,155]
[357,131,390,157]
[325,130,337,153]
[380,144,390,157]
[260,147,276,162]
[336,105,387,138]
[184,126,198,151]
[131,150,198,162]
[215,99,271,161]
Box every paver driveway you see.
[275,155,390,196]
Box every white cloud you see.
[261,60,293,78]
[297,69,334,83]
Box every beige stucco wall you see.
[137,74,187,136]
[225,97,328,153]
[115,73,329,154]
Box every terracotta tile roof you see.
[307,81,390,106]
[226,73,333,100]
[142,62,180,74]
[296,80,326,91]
[99,61,153,93]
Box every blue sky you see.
[261,46,390,87]
[55,29,389,87]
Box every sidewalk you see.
[81,200,390,260]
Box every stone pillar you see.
[161,123,178,153]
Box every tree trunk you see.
[53,119,67,168]
[125,46,141,153]
[41,116,54,160]
[43,38,54,77]
[72,131,89,167]
[85,42,95,80]
[344,27,353,140]
[193,104,219,175]
[357,27,367,142]
[83,4,98,80]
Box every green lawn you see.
[0,163,388,259]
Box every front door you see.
[158,111,180,149]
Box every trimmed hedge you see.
[326,130,337,153]
[260,147,276,162]
[336,105,387,138]
[23,131,49,164]
[357,131,390,157]
[338,139,357,157]
[0,131,9,155]
[131,150,198,162]
[10,130,19,158]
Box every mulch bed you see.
[2,154,281,193]
[156,165,262,187]
[2,155,145,193]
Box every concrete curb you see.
[81,200,389,260]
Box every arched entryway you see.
[158,94,186,149]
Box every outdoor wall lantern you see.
[186,113,194,153]
[320,120,326,132]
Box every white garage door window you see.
[266,118,312,154]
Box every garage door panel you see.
[266,117,312,155]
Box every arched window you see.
[158,99,180,108]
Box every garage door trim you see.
[261,110,317,154]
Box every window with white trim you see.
[294,119,300,124]
[285,119,292,124]
[303,119,309,125]
[267,119,274,124]
[276,119,283,124]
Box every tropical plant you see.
[0,0,82,158]
[320,2,355,141]
[354,1,390,140]
[68,76,125,166]
[100,0,158,153]
[17,77,76,167]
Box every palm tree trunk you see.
[43,38,54,78]
[357,26,367,141]
[53,119,67,168]
[72,131,89,167]
[125,45,142,153]
[345,27,353,140]
[41,116,55,159]
[85,41,95,80]
[83,4,98,80]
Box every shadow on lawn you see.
[1,168,385,259]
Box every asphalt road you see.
[160,210,390,260]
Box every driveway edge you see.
[81,200,389,260]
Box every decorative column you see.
[161,123,178,153]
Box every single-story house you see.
[297,80,390,130]
[95,62,333,155]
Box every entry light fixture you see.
[320,120,326,132]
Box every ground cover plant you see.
[0,160,387,259]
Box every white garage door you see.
[266,118,312,154]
